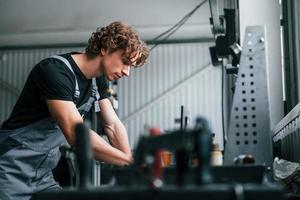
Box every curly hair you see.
[86,21,149,67]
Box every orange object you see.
[161,151,172,167]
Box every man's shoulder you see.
[38,54,70,69]
[33,55,74,79]
[28,55,76,93]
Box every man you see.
[0,21,149,200]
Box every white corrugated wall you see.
[118,43,223,149]
[0,42,223,149]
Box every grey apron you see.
[0,55,100,200]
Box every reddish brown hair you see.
[86,21,149,67]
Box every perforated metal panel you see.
[224,26,273,167]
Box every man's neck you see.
[71,53,103,79]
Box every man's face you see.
[100,49,138,81]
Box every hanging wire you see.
[150,0,208,51]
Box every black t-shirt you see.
[1,52,109,130]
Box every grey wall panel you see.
[0,42,223,151]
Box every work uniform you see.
[0,53,109,200]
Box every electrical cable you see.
[150,13,193,50]
[221,60,226,149]
[150,0,208,51]
[151,8,193,42]
[151,0,207,49]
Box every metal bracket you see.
[209,0,225,35]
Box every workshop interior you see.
[1,0,300,199]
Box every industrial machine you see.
[35,114,284,200]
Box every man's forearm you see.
[97,99,132,163]
[104,120,132,157]
[89,128,132,166]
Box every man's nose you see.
[122,66,130,77]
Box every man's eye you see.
[122,59,130,65]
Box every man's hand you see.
[46,99,132,166]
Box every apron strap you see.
[51,55,101,118]
[51,55,80,100]
[92,78,101,112]
[77,78,101,118]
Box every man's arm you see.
[98,99,132,161]
[46,99,132,166]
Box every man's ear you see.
[101,48,107,56]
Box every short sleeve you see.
[34,58,76,101]
[97,75,110,100]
